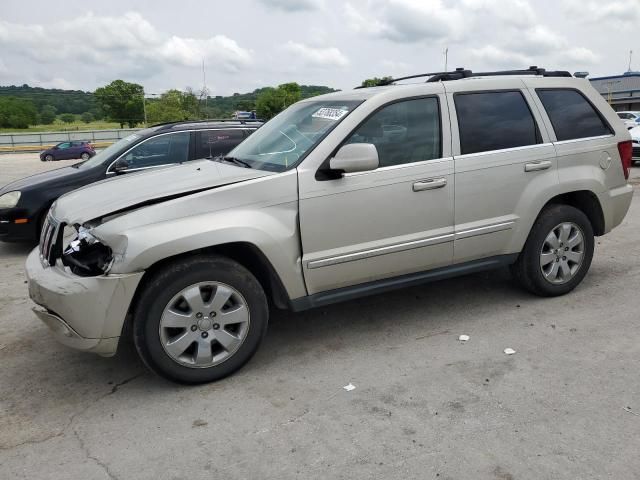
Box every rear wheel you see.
[81,152,90,161]
[133,255,268,384]
[511,204,594,296]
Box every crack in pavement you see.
[0,371,145,451]
[72,427,120,480]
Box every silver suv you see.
[26,67,634,383]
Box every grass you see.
[0,120,128,134]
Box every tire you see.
[81,152,90,161]
[511,204,594,297]
[133,255,268,384]
[45,154,54,162]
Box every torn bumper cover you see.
[25,248,144,356]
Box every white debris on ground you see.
[458,335,470,342]
[343,383,356,392]
[504,348,516,355]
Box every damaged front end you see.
[62,226,113,276]
[40,213,114,277]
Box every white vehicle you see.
[616,111,640,129]
[26,67,634,383]
[630,126,640,162]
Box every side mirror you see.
[112,158,130,174]
[329,143,379,175]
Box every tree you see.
[60,113,75,123]
[146,89,199,124]
[81,112,94,123]
[40,105,57,125]
[255,83,302,120]
[0,97,38,128]
[360,76,393,87]
[94,80,144,128]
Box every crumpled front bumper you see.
[25,248,144,356]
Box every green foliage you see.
[60,113,75,123]
[146,89,200,124]
[80,112,94,123]
[360,76,393,87]
[0,96,38,128]
[0,84,97,116]
[94,80,144,128]
[255,83,303,120]
[39,105,57,124]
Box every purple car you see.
[40,141,96,162]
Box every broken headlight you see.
[62,226,113,276]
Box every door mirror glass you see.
[112,158,130,174]
[329,143,379,174]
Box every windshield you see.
[77,134,142,169]
[227,100,362,171]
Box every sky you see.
[0,0,638,96]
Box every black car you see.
[0,120,262,242]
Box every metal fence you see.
[0,128,143,153]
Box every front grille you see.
[633,146,640,158]
[39,215,62,266]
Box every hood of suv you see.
[52,159,274,224]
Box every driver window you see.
[345,98,441,167]
[122,132,190,169]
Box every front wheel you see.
[81,152,91,161]
[511,204,594,297]
[44,154,54,162]
[133,255,268,384]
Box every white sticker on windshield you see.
[312,107,349,121]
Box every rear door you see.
[447,82,558,263]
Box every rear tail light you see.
[618,140,632,180]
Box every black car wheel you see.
[81,152,91,161]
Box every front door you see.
[298,95,455,294]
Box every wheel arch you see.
[542,190,605,236]
[125,242,291,335]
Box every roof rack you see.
[153,118,263,129]
[356,66,572,88]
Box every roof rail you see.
[357,66,572,88]
[153,118,264,129]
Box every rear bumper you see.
[599,184,634,233]
[25,248,144,356]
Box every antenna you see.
[201,58,208,111]
[444,47,449,72]
[628,50,634,72]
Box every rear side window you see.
[536,89,612,141]
[195,129,245,159]
[454,91,540,155]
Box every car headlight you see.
[62,225,113,276]
[0,191,21,208]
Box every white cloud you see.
[563,0,640,26]
[557,47,600,66]
[461,0,537,28]
[345,0,466,43]
[0,12,252,78]
[471,45,533,68]
[259,0,323,11]
[283,41,349,67]
[513,25,566,55]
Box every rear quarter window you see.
[536,89,612,141]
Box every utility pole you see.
[142,90,147,126]
[444,47,449,72]
[202,58,208,117]
[628,50,634,72]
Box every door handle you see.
[413,177,447,192]
[524,160,552,172]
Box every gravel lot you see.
[1,154,640,480]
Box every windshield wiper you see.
[215,156,252,169]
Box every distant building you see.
[590,71,640,112]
